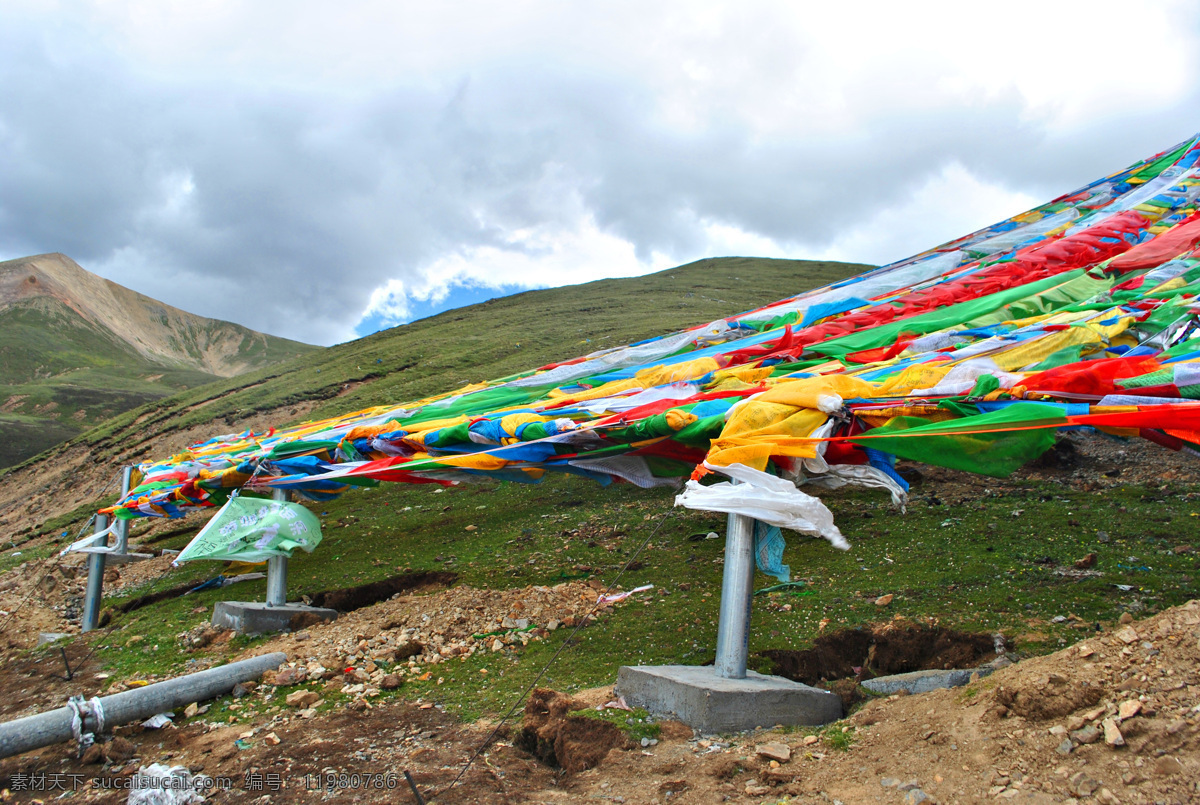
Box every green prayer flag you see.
[175,495,323,563]
[850,402,1066,478]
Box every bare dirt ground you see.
[0,600,1195,804]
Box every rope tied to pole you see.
[65,695,105,757]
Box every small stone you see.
[380,674,402,690]
[546,619,560,631]
[1118,612,1134,625]
[1069,772,1099,797]
[104,737,135,762]
[1074,553,1097,570]
[264,732,280,746]
[183,702,199,718]
[1078,645,1095,658]
[903,789,929,805]
[1049,725,1067,736]
[491,639,504,652]
[1055,738,1074,755]
[880,778,901,788]
[273,667,307,686]
[897,780,920,791]
[1173,544,1193,554]
[755,742,791,763]
[744,784,770,796]
[874,594,894,607]
[286,690,320,708]
[1095,788,1120,805]
[1071,725,1100,745]
[1153,756,1183,776]
[803,735,820,746]
[231,682,255,698]
[1102,717,1124,747]
[81,744,103,764]
[464,524,477,531]
[1117,700,1142,721]
[1115,626,1139,644]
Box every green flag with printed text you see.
[175,496,323,563]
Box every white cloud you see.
[813,162,1041,267]
[1,1,1198,344]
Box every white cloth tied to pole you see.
[59,521,119,556]
[674,462,849,551]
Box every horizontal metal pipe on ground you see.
[0,652,285,759]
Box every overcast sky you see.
[2,1,1198,345]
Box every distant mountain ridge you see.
[0,253,313,377]
[0,253,316,467]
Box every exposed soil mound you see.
[307,570,458,612]
[760,622,998,685]
[993,672,1104,720]
[515,688,629,773]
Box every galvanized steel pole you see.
[112,466,133,554]
[79,515,109,633]
[0,653,285,759]
[713,511,756,679]
[264,488,289,607]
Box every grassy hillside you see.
[58,256,871,466]
[0,298,224,466]
[0,254,318,468]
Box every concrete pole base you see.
[616,665,842,734]
[211,601,337,635]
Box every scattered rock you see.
[1118,612,1134,624]
[380,674,402,690]
[1102,717,1124,747]
[1071,725,1100,745]
[104,737,135,763]
[273,666,307,686]
[755,742,791,763]
[874,594,894,607]
[285,690,320,708]
[1117,700,1142,721]
[1153,756,1184,776]
[1115,626,1139,644]
[264,732,280,746]
[183,703,199,718]
[903,789,929,804]
[1074,552,1098,569]
[1068,771,1100,797]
